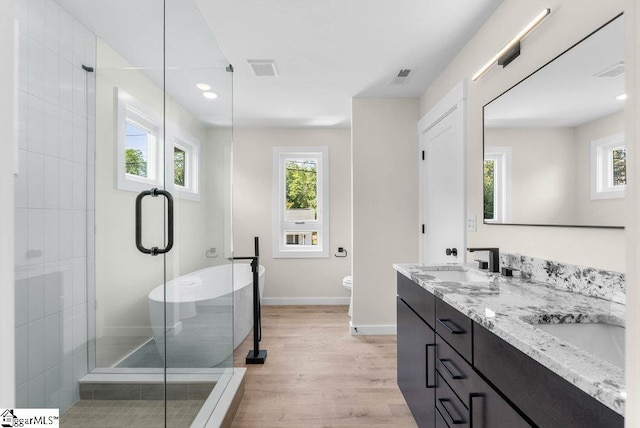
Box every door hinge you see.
[421,224,425,234]
[421,150,425,161]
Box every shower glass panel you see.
[14,0,234,425]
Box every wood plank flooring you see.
[231,305,416,427]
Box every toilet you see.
[343,275,353,317]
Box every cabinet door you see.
[397,297,436,427]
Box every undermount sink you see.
[533,322,625,370]
[428,269,492,284]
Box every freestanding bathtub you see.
[148,263,265,368]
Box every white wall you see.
[625,1,639,425]
[352,98,420,330]
[421,0,626,272]
[0,0,16,408]
[233,128,351,303]
[95,40,224,347]
[574,111,626,226]
[486,127,577,224]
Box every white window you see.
[169,128,201,201]
[591,133,626,200]
[484,147,511,223]
[116,89,163,192]
[273,146,329,258]
[116,89,200,200]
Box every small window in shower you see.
[273,146,329,258]
[591,133,626,200]
[174,147,186,186]
[171,131,201,201]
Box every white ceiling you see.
[58,0,504,128]
[484,15,625,129]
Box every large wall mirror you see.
[483,14,625,228]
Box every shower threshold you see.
[77,367,246,427]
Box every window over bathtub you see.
[116,88,201,200]
[591,133,626,200]
[273,146,329,258]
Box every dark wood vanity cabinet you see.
[397,272,624,428]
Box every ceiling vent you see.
[248,60,278,77]
[595,61,625,78]
[392,69,412,85]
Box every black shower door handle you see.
[135,188,174,255]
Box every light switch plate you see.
[467,215,477,232]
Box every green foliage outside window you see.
[286,160,318,219]
[484,160,495,220]
[612,149,626,186]
[125,148,147,177]
[174,147,186,186]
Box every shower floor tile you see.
[60,399,204,427]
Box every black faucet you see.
[467,248,500,273]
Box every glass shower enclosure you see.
[14,0,236,425]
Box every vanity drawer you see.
[435,373,468,428]
[435,298,472,362]
[435,408,449,428]
[436,334,474,404]
[397,272,435,328]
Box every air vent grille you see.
[392,69,412,85]
[248,60,278,77]
[595,61,624,78]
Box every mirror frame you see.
[481,12,625,230]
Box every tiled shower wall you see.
[14,0,96,413]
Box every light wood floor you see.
[231,305,416,427]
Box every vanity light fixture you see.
[616,93,628,101]
[472,8,551,81]
[202,92,218,99]
[196,83,212,91]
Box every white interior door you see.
[419,86,466,264]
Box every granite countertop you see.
[393,263,626,416]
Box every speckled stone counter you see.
[393,263,626,416]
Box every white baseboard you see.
[262,297,350,305]
[349,322,396,336]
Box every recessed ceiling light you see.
[202,92,218,99]
[616,93,627,101]
[196,83,212,91]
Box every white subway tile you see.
[58,9,73,62]
[15,277,28,326]
[72,66,85,116]
[19,33,28,92]
[86,211,94,256]
[72,303,87,353]
[44,208,60,262]
[28,373,45,408]
[72,349,87,386]
[87,119,95,165]
[15,149,28,208]
[59,261,73,312]
[72,19,85,65]
[44,155,59,209]
[87,165,95,210]
[16,382,29,408]
[87,255,95,302]
[84,29,96,67]
[27,208,45,265]
[28,318,45,378]
[19,91,28,149]
[60,308,72,359]
[44,49,59,106]
[58,209,73,261]
[27,37,46,99]
[59,108,73,160]
[72,114,86,164]
[44,103,60,157]
[27,151,45,208]
[58,159,73,210]
[27,269,45,323]
[44,262,61,317]
[28,0,46,44]
[27,94,45,154]
[59,357,73,413]
[44,312,60,369]
[72,257,86,306]
[17,0,28,35]
[44,0,60,53]
[72,162,86,211]
[44,365,60,409]
[16,324,28,385]
[15,208,29,267]
[59,58,72,112]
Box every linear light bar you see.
[472,8,551,81]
